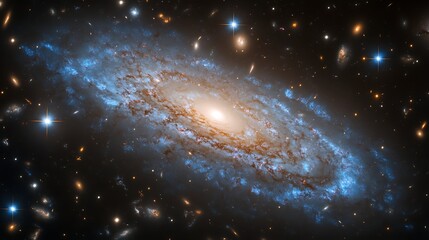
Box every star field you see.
[0,0,428,239]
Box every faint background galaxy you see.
[0,0,428,239]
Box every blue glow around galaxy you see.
[19,21,406,226]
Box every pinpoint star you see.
[375,55,382,62]
[230,20,237,29]
[367,48,388,71]
[31,108,62,136]
[130,7,139,17]
[1,202,22,221]
[9,205,16,213]
[43,117,52,125]
[222,13,244,36]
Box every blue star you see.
[230,20,238,29]
[9,205,16,213]
[130,7,139,17]
[31,108,62,136]
[371,51,388,72]
[375,55,382,62]
[43,117,52,125]
[223,14,242,36]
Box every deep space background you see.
[1,0,429,239]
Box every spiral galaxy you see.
[21,22,400,225]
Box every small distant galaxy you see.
[1,1,428,239]
[337,45,350,66]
